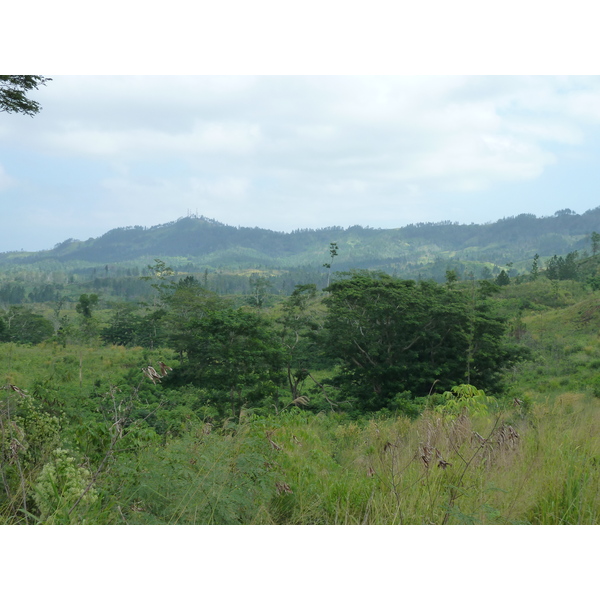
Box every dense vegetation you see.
[2,223,600,524]
[3,207,600,288]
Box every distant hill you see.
[3,207,600,281]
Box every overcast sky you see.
[3,1,600,253]
[3,74,600,252]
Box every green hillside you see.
[3,207,600,283]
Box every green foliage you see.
[545,252,580,282]
[248,274,273,308]
[75,293,99,319]
[119,425,278,524]
[32,448,99,524]
[101,303,166,348]
[1,306,54,344]
[445,269,459,289]
[2,324,600,524]
[163,276,227,356]
[495,269,510,286]
[530,253,540,280]
[4,236,600,524]
[277,284,325,400]
[0,75,51,116]
[167,306,286,416]
[591,232,600,256]
[436,384,490,418]
[322,272,520,412]
[4,208,600,287]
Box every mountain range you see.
[3,207,600,281]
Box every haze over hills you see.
[3,206,600,281]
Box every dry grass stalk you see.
[472,431,486,445]
[275,481,293,495]
[448,412,471,448]
[496,424,520,450]
[9,437,25,462]
[158,361,172,377]
[1,384,28,399]
[142,366,162,384]
[435,449,452,469]
[383,441,397,453]
[7,385,27,398]
[420,444,433,468]
[269,439,283,451]
[142,362,172,384]
[291,396,310,407]
[266,431,283,451]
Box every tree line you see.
[1,263,530,418]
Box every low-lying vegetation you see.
[2,256,600,524]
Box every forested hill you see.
[3,207,600,277]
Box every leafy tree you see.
[545,252,579,281]
[561,251,579,280]
[101,303,143,347]
[545,255,560,281]
[140,259,176,307]
[277,284,322,400]
[75,293,100,341]
[478,280,500,299]
[163,276,227,359]
[2,306,54,344]
[445,269,459,289]
[0,76,51,116]
[135,309,168,349]
[530,253,540,281]
[248,274,272,309]
[321,272,520,412]
[167,308,285,417]
[75,294,99,319]
[495,270,510,286]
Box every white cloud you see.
[4,75,600,250]
[38,120,262,159]
[0,164,15,191]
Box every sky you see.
[3,3,600,256]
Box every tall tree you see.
[248,274,272,309]
[545,255,560,281]
[278,284,322,400]
[495,270,510,286]
[75,294,100,341]
[530,253,540,281]
[0,76,51,116]
[323,242,339,288]
[167,308,285,417]
[163,276,226,359]
[322,272,521,412]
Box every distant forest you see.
[2,207,599,273]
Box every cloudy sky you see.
[2,2,600,253]
[3,75,600,252]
